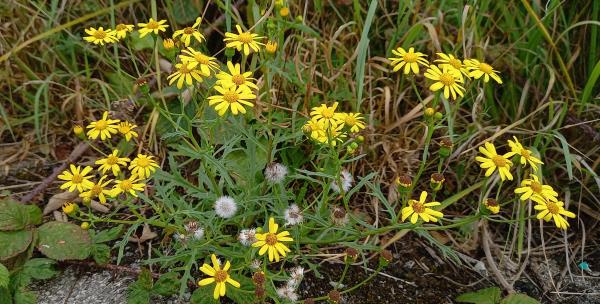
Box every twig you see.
[482,221,515,293]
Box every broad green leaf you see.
[0,264,8,288]
[0,200,41,231]
[91,244,111,265]
[14,290,37,304]
[171,0,202,24]
[152,272,179,296]
[22,258,57,280]
[456,287,502,304]
[37,222,91,261]
[500,293,540,304]
[0,287,12,304]
[127,268,153,304]
[0,230,33,260]
[130,31,155,51]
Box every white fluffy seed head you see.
[238,228,257,246]
[286,266,305,288]
[192,227,204,240]
[264,162,288,183]
[214,196,238,219]
[330,169,353,193]
[276,285,299,302]
[249,259,262,270]
[284,204,304,226]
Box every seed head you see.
[214,196,237,219]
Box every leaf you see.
[130,31,154,51]
[0,264,8,288]
[37,222,91,261]
[171,0,202,24]
[152,272,179,296]
[500,293,540,304]
[92,225,123,244]
[0,200,42,231]
[223,274,254,304]
[127,268,153,304]
[456,287,502,304]
[43,191,78,215]
[22,258,57,280]
[190,287,219,304]
[14,290,37,304]
[89,201,110,213]
[91,244,111,265]
[0,287,12,304]
[0,230,33,260]
[128,224,157,243]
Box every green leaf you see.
[91,244,111,265]
[171,0,202,24]
[223,274,253,304]
[0,230,33,260]
[0,200,41,231]
[152,272,179,296]
[14,290,37,304]
[92,225,124,244]
[37,222,91,261]
[22,259,57,280]
[0,264,9,288]
[190,287,219,304]
[456,287,502,304]
[127,268,153,304]
[500,293,540,304]
[0,287,12,304]
[130,31,155,51]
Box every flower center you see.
[321,108,334,118]
[194,54,209,64]
[492,156,507,167]
[93,30,107,39]
[403,53,418,63]
[136,158,150,168]
[119,125,131,133]
[116,24,127,31]
[530,181,542,193]
[72,174,83,184]
[238,32,253,43]
[520,149,531,159]
[479,63,493,74]
[147,21,159,29]
[95,120,107,130]
[223,91,239,103]
[179,64,191,73]
[214,270,228,283]
[106,155,119,165]
[486,198,498,207]
[120,180,132,191]
[345,116,356,125]
[546,202,559,215]
[232,74,246,86]
[265,233,278,246]
[183,27,194,34]
[439,73,455,86]
[411,201,425,213]
[449,58,462,69]
[91,185,102,195]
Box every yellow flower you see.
[388,47,429,75]
[223,25,264,55]
[80,176,112,204]
[129,154,159,179]
[216,61,258,90]
[424,64,465,100]
[173,17,204,46]
[86,111,119,140]
[167,61,205,89]
[208,85,256,116]
[310,102,343,127]
[111,176,145,197]
[62,202,78,215]
[179,48,219,76]
[483,198,500,214]
[83,27,117,45]
[265,41,278,54]
[338,112,365,133]
[279,7,290,17]
[58,164,94,192]
[73,125,84,136]
[117,121,138,141]
[303,117,326,141]
[314,122,346,146]
[252,217,293,262]
[507,136,543,171]
[137,18,168,38]
[114,24,134,39]
[475,142,515,181]
[464,59,502,84]
[162,38,175,49]
[401,191,444,224]
[514,175,558,204]
[95,150,130,176]
[198,254,241,299]
[434,53,469,80]
[534,200,575,230]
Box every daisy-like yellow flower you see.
[401,191,444,224]
[475,142,516,181]
[434,53,469,80]
[62,202,78,215]
[95,150,130,176]
[507,136,543,171]
[303,117,326,141]
[483,198,500,214]
[314,121,346,146]
[388,47,429,75]
[114,24,134,39]
[198,254,241,300]
[117,121,138,141]
[58,164,94,192]
[111,175,145,197]
[137,18,169,38]
[424,64,465,101]
[172,17,205,46]
[167,61,205,89]
[79,176,112,204]
[162,38,175,49]
[216,61,258,90]
[514,174,558,204]
[252,217,293,262]
[207,85,256,116]
[464,59,502,84]
[534,200,576,230]
[179,48,219,76]
[223,25,264,55]
[129,154,159,179]
[310,102,343,127]
[83,27,118,45]
[337,112,365,133]
[86,111,119,140]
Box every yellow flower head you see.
[252,217,293,262]
[137,18,169,38]
[167,61,205,89]
[180,48,220,76]
[111,175,145,197]
[173,17,205,46]
[79,176,113,204]
[129,154,159,179]
[310,102,343,127]
[507,136,543,171]
[83,27,118,45]
[434,53,469,80]
[117,121,138,141]
[424,64,465,101]
[198,254,241,299]
[265,41,278,54]
[223,25,264,55]
[208,85,256,116]
[114,24,134,39]
[483,198,500,214]
[279,7,290,17]
[514,174,558,204]
[58,164,94,192]
[338,112,366,133]
[303,117,326,141]
[401,191,444,224]
[73,125,84,136]
[86,111,120,140]
[62,202,78,215]
[95,149,130,176]
[216,61,258,90]
[315,122,346,146]
[475,142,515,181]
[534,200,575,230]
[464,59,502,84]
[388,47,429,75]
[162,38,175,49]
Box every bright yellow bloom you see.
[117,121,138,141]
[79,176,112,204]
[111,176,145,197]
[265,41,278,54]
[180,48,219,76]
[534,200,576,230]
[252,217,293,262]
[62,202,78,215]
[198,254,241,299]
[114,24,134,39]
[338,112,365,133]
[162,38,175,49]
[83,27,118,45]
[475,142,515,181]
[86,111,119,140]
[58,164,94,192]
[388,47,429,75]
[434,53,469,80]
[129,154,159,179]
[464,59,502,84]
[167,61,205,89]
[223,25,264,55]
[279,7,290,17]
[483,198,500,214]
[216,61,258,90]
[208,85,256,116]
[137,18,168,38]
[303,117,326,141]
[173,17,205,46]
[507,136,543,171]
[514,175,558,204]
[424,64,465,101]
[96,150,130,176]
[401,191,444,224]
[310,102,343,127]
[314,122,346,146]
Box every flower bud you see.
[295,15,303,22]
[135,78,149,95]
[279,7,290,17]
[265,41,278,54]
[62,202,78,216]
[344,247,359,262]
[424,107,436,118]
[356,135,365,143]
[252,271,265,286]
[430,173,445,192]
[73,125,84,136]
[379,249,393,267]
[395,174,412,192]
[434,111,443,120]
[328,290,341,304]
[80,222,90,230]
[439,138,453,158]
[483,198,500,214]
[162,38,175,50]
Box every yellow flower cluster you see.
[475,137,542,181]
[303,102,365,145]
[86,111,138,141]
